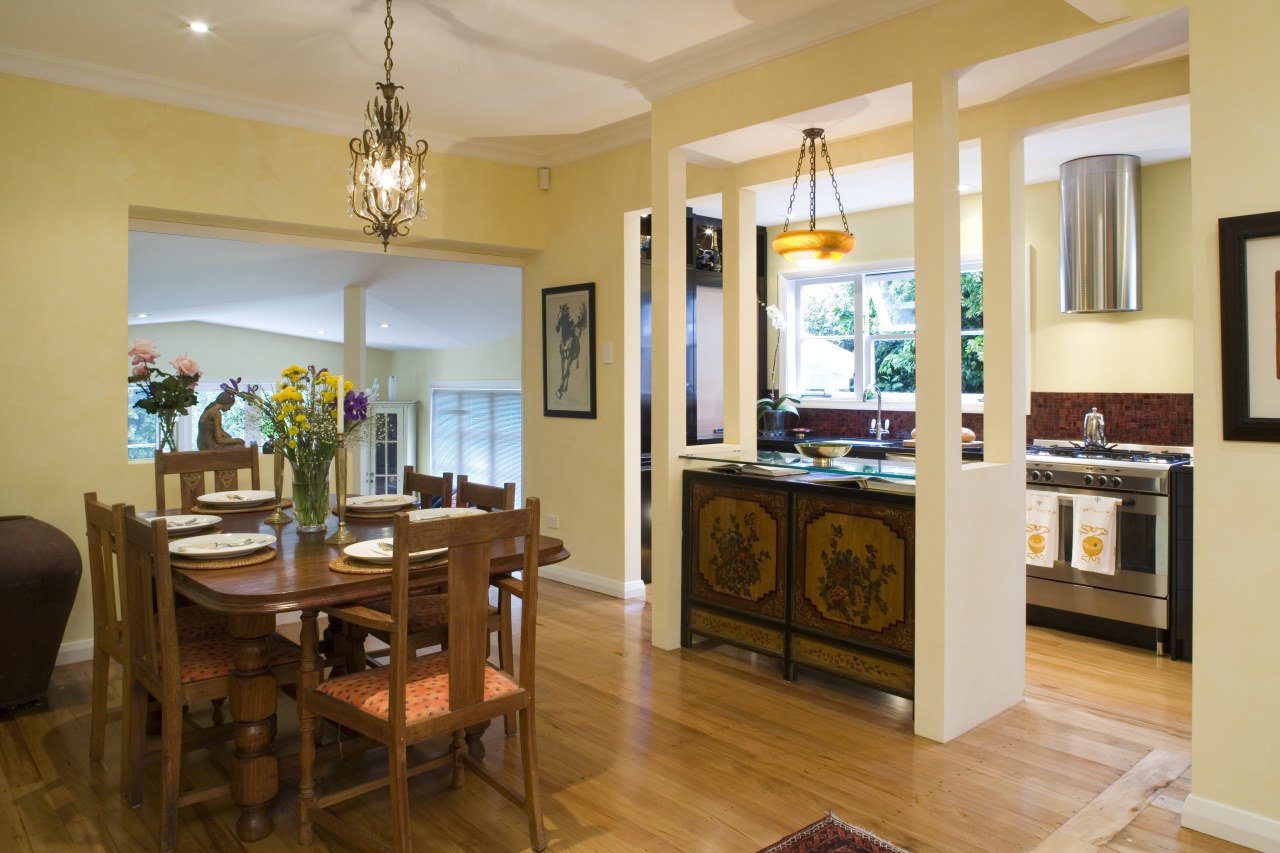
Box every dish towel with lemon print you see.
[1071,495,1120,575]
[1025,491,1059,568]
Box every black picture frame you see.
[1219,211,1280,441]
[542,282,597,418]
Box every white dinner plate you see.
[149,514,221,534]
[405,507,487,522]
[169,532,276,560]
[344,538,443,565]
[345,494,416,512]
[196,490,276,507]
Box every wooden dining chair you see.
[457,476,520,734]
[403,465,453,509]
[153,443,260,513]
[83,493,230,791]
[297,500,546,852]
[120,507,302,853]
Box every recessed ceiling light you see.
[135,312,149,318]
[189,21,210,34]
[379,323,391,329]
[316,329,326,336]
[958,183,977,192]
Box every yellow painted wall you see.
[1026,159,1193,392]
[1183,0,1280,843]
[0,72,545,656]
[522,143,651,593]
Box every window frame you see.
[779,255,984,406]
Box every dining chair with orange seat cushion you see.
[296,500,546,852]
[153,443,260,513]
[83,493,231,793]
[120,507,302,853]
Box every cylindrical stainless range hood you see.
[1059,154,1141,313]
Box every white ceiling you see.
[11,1,1190,348]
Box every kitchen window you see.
[783,260,983,401]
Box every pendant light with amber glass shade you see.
[772,128,855,266]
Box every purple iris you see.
[221,377,242,393]
[344,390,370,423]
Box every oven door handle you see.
[1048,494,1137,507]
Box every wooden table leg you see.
[227,613,280,842]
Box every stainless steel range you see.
[1025,440,1192,651]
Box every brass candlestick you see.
[326,434,356,545]
[265,443,292,525]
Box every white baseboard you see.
[56,639,95,667]
[1183,793,1280,852]
[540,565,645,599]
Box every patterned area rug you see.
[758,813,909,853]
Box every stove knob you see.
[1042,471,1054,483]
[1109,476,1123,488]
[1028,470,1041,482]
[1082,474,1094,486]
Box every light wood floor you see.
[0,581,1249,852]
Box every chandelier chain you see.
[780,136,808,235]
[383,0,395,83]
[807,136,818,232]
[820,137,850,234]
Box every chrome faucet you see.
[866,385,887,439]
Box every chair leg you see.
[388,744,411,853]
[89,646,110,762]
[498,589,517,736]
[159,700,183,852]
[126,679,148,808]
[297,612,318,846]
[210,697,226,725]
[519,704,546,852]
[449,731,466,789]
[119,658,134,796]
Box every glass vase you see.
[290,456,332,534]
[157,412,179,453]
[760,409,788,438]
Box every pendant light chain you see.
[808,135,818,232]
[820,136,851,234]
[780,136,809,235]
[383,0,395,83]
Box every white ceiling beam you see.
[1063,0,1128,24]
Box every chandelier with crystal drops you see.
[347,0,428,250]
[772,128,855,267]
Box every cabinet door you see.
[364,402,418,494]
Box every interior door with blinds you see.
[363,400,418,495]
[430,385,522,501]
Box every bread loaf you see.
[910,427,977,442]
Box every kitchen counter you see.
[681,449,918,494]
[757,433,985,460]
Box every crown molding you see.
[0,45,653,168]
[627,0,940,102]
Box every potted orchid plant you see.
[756,305,800,436]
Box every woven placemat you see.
[329,555,391,575]
[192,498,291,515]
[171,547,277,570]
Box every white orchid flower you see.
[765,304,787,332]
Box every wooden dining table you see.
[153,504,568,843]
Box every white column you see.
[913,76,1026,742]
[650,147,688,650]
[343,285,367,390]
[720,182,758,451]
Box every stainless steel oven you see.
[1025,442,1191,643]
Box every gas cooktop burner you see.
[1026,443,1192,465]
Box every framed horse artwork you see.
[542,282,597,418]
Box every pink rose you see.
[170,354,200,377]
[131,363,149,377]
[128,338,159,364]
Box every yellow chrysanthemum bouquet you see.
[227,365,372,531]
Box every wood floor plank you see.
[0,581,1256,852]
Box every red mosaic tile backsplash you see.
[1026,392,1193,447]
[795,392,1193,447]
